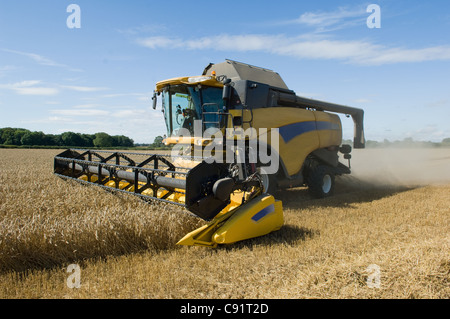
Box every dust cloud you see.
[341,148,450,187]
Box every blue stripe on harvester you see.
[251,204,275,222]
[278,121,339,143]
[316,121,340,131]
[279,121,316,143]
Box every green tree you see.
[45,134,62,146]
[1,128,30,145]
[81,134,95,147]
[21,131,46,146]
[153,136,164,148]
[113,135,134,147]
[93,132,114,148]
[0,128,135,148]
[61,132,84,147]
[1,129,15,145]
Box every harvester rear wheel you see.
[307,165,335,199]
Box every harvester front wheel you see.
[307,165,335,199]
[256,166,278,195]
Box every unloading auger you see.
[54,59,365,247]
[54,149,284,247]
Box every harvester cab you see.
[54,59,365,248]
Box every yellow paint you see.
[212,195,283,245]
[252,107,319,176]
[155,76,223,92]
[176,194,283,247]
[314,111,342,148]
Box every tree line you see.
[0,128,134,148]
[2,127,449,149]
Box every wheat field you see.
[0,148,448,299]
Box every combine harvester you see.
[54,60,365,248]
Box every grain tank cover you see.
[203,59,289,90]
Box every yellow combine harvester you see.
[54,60,365,247]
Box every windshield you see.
[162,85,223,137]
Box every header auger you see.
[54,59,365,247]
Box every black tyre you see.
[256,166,278,195]
[307,165,335,199]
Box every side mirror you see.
[152,92,158,110]
[222,79,232,108]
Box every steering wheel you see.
[175,105,184,125]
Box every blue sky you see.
[0,0,449,143]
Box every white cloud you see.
[61,85,110,92]
[137,96,150,102]
[294,7,367,31]
[111,109,147,118]
[136,34,275,52]
[137,36,179,49]
[72,103,103,109]
[116,24,167,36]
[37,108,165,143]
[0,65,16,77]
[49,107,153,120]
[50,109,110,117]
[361,46,450,65]
[1,49,82,72]
[101,92,149,100]
[0,80,59,96]
[22,116,72,124]
[7,80,41,87]
[2,49,65,67]
[15,87,59,96]
[137,34,450,65]
[0,65,16,71]
[45,101,60,105]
